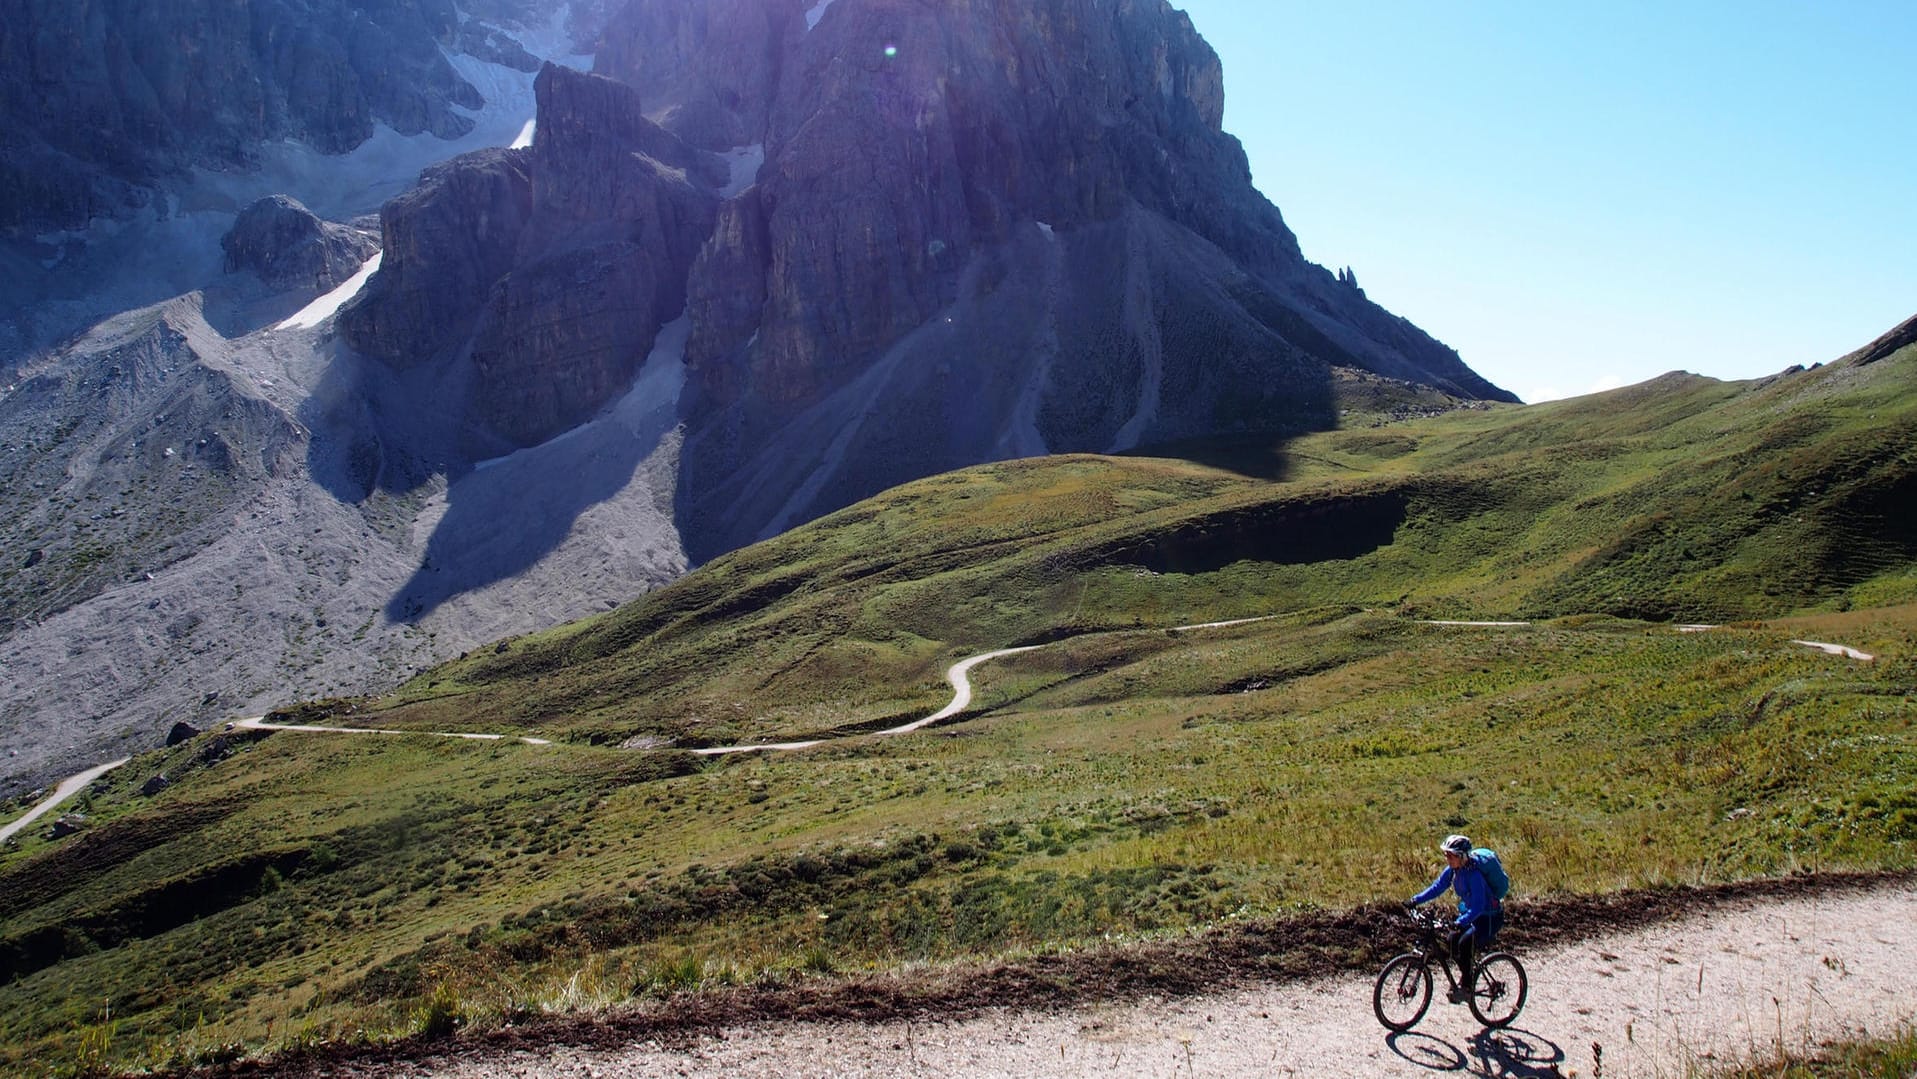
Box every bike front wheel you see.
[1467,952,1527,1028]
[1373,953,1433,1031]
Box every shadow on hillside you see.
[1129,432,1298,483]
[1080,489,1407,575]
[299,340,681,623]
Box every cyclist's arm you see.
[1409,867,1454,906]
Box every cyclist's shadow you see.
[1385,1027,1567,1078]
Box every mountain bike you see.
[1373,907,1527,1031]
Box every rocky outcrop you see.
[1848,312,1917,367]
[457,19,543,73]
[338,149,536,367]
[164,722,203,747]
[328,0,1514,558]
[341,64,719,450]
[221,196,378,292]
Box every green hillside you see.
[2,346,1913,1075]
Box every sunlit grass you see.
[3,349,1914,1074]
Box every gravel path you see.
[234,717,552,745]
[394,880,1916,1079]
[0,756,129,843]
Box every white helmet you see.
[1440,834,1472,855]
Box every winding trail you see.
[693,617,1273,756]
[2,616,1878,838]
[1792,639,1876,661]
[233,717,552,745]
[0,757,130,843]
[693,644,1048,756]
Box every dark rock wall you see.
[339,65,718,453]
[339,148,535,368]
[592,0,809,151]
[0,0,496,236]
[679,0,1312,428]
[660,0,1511,557]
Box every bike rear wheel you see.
[1373,953,1433,1031]
[1467,952,1527,1028]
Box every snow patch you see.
[177,7,586,222]
[720,144,766,198]
[509,119,537,149]
[277,251,382,331]
[805,0,838,31]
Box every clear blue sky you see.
[1177,1,1917,402]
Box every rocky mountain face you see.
[593,0,808,152]
[339,63,720,454]
[589,0,1517,558]
[0,299,302,640]
[1,0,1521,796]
[0,0,564,238]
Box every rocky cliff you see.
[334,0,1516,558]
[339,63,720,453]
[0,0,492,236]
[599,0,1519,558]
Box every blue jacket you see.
[1412,860,1499,927]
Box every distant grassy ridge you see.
[380,349,1914,748]
[1,347,1913,1074]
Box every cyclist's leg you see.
[1443,924,1476,1001]
[1456,923,1480,982]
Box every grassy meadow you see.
[1,347,1913,1074]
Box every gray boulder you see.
[221,196,378,292]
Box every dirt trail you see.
[233,716,552,745]
[0,756,129,843]
[347,880,1916,1079]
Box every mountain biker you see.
[1406,834,1504,1002]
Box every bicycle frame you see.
[1404,908,1468,990]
